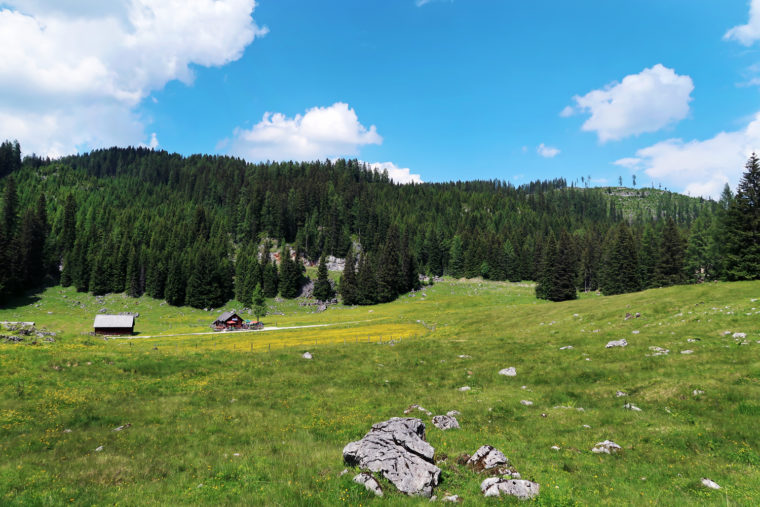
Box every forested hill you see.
[0,143,731,309]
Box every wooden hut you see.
[212,311,244,331]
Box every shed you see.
[213,311,243,330]
[93,315,135,335]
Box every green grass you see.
[1,279,759,505]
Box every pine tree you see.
[448,235,464,278]
[252,283,267,322]
[376,227,401,303]
[261,255,279,298]
[126,247,142,297]
[313,253,335,301]
[638,225,658,289]
[339,248,359,305]
[600,222,640,295]
[356,252,376,305]
[548,231,578,301]
[724,153,760,280]
[684,215,713,283]
[535,233,556,300]
[655,217,686,287]
[61,194,77,254]
[165,257,186,306]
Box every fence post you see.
[268,343,271,352]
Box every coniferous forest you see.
[0,140,758,309]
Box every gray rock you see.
[441,494,462,502]
[405,404,433,416]
[458,386,471,392]
[432,415,460,430]
[446,410,460,417]
[693,389,705,396]
[592,440,621,454]
[701,478,721,490]
[481,478,540,500]
[648,346,669,356]
[302,352,313,359]
[467,445,509,472]
[681,350,694,355]
[520,400,533,406]
[616,390,628,397]
[343,418,440,497]
[95,445,104,452]
[353,473,383,497]
[499,367,517,376]
[623,403,642,412]
[733,332,746,339]
[559,345,574,350]
[606,339,628,348]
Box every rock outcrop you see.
[481,478,540,500]
[343,418,441,497]
[432,415,460,430]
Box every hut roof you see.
[93,315,135,328]
[216,311,239,323]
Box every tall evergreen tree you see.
[313,253,335,301]
[655,217,686,287]
[165,257,186,306]
[535,232,556,300]
[600,222,640,295]
[339,248,359,305]
[376,227,401,303]
[251,283,267,322]
[548,231,578,301]
[448,235,464,278]
[724,153,760,280]
[356,252,376,305]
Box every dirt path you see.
[112,320,378,340]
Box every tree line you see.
[0,142,756,309]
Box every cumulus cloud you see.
[614,112,760,199]
[724,0,760,45]
[227,103,383,162]
[0,0,267,156]
[537,143,560,158]
[563,64,693,142]
[364,161,422,184]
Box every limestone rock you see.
[616,391,628,397]
[405,404,433,416]
[353,473,384,497]
[446,410,460,417]
[606,339,628,348]
[681,350,694,355]
[458,386,471,392]
[432,415,460,430]
[520,400,533,406]
[466,445,509,472]
[592,440,621,454]
[481,478,540,500]
[648,346,669,356]
[733,332,746,339]
[560,345,574,350]
[623,403,642,412]
[693,389,705,396]
[499,367,517,376]
[302,352,313,359]
[441,494,462,502]
[343,417,440,497]
[701,478,721,490]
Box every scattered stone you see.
[687,338,699,343]
[340,469,349,477]
[302,352,313,360]
[113,423,132,431]
[466,445,509,472]
[233,453,240,457]
[559,346,574,350]
[343,418,440,497]
[693,390,705,396]
[441,494,462,502]
[498,367,517,376]
[432,415,460,430]
[446,410,460,417]
[723,331,732,336]
[551,445,561,451]
[95,446,104,452]
[405,404,433,416]
[520,400,533,406]
[458,386,471,392]
[457,355,471,359]
[606,339,628,348]
[592,440,621,454]
[701,478,721,490]
[582,424,591,429]
[511,472,522,479]
[623,403,642,412]
[681,350,694,355]
[63,429,72,433]
[631,330,640,335]
[648,346,669,356]
[353,473,384,497]
[481,478,540,500]
[616,391,628,397]
[733,332,746,339]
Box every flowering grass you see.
[1,279,759,505]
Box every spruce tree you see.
[535,233,556,300]
[638,225,658,289]
[376,227,401,303]
[600,222,640,295]
[724,153,760,280]
[655,217,686,287]
[165,257,186,306]
[356,252,376,305]
[313,253,335,301]
[548,231,578,301]
[448,235,464,278]
[262,257,279,298]
[252,283,267,322]
[339,248,359,305]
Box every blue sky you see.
[2,1,760,197]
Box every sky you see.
[2,0,760,198]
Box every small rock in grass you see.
[687,338,700,343]
[441,494,462,502]
[623,403,642,412]
[648,346,669,356]
[511,472,522,479]
[405,404,433,416]
[551,445,561,451]
[583,424,591,429]
[616,391,628,397]
[302,352,313,359]
[339,469,349,477]
[681,350,694,355]
[560,345,573,350]
[499,367,517,377]
[95,445,104,452]
[733,332,746,339]
[113,423,132,431]
[232,453,240,457]
[457,355,471,359]
[693,390,705,396]
[62,429,72,433]
[446,410,460,417]
[458,386,471,392]
[481,477,540,500]
[632,330,640,335]
[701,478,721,490]
[432,415,460,430]
[353,473,383,497]
[592,440,621,454]
[520,400,533,406]
[606,339,628,348]
[467,445,509,472]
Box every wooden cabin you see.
[213,311,244,331]
[93,315,135,335]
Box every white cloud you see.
[614,112,760,199]
[725,0,760,45]
[228,103,383,162]
[364,161,422,184]
[537,143,560,158]
[0,1,267,156]
[563,64,694,142]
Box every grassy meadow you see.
[1,279,760,505]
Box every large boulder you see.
[343,418,441,497]
[353,473,383,497]
[481,477,540,499]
